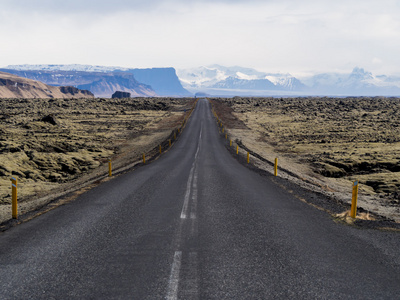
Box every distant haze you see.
[1,0,400,76]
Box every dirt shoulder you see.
[210,97,400,225]
[0,97,194,225]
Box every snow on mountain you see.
[5,64,129,73]
[177,65,300,92]
[302,67,400,95]
[176,66,229,88]
[236,72,259,80]
[265,74,306,90]
[212,77,276,90]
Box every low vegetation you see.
[211,97,400,219]
[0,97,193,207]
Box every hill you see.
[0,69,156,98]
[0,71,94,99]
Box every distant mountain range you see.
[3,64,400,97]
[2,65,191,98]
[177,65,400,96]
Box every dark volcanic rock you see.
[41,114,59,125]
[112,91,131,99]
[59,86,94,97]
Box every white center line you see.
[195,126,202,159]
[181,126,202,219]
[169,122,202,299]
[166,251,182,300]
[180,163,195,219]
[190,172,198,220]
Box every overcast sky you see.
[1,0,400,76]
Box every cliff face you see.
[128,68,191,96]
[75,72,156,98]
[0,72,94,99]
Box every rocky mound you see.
[112,91,131,98]
[0,71,94,99]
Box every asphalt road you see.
[0,98,399,299]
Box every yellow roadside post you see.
[274,158,278,176]
[247,152,250,163]
[169,139,172,147]
[159,145,162,154]
[222,127,224,133]
[350,180,359,218]
[11,177,17,219]
[236,145,239,155]
[174,132,176,140]
[225,133,227,139]
[230,139,232,146]
[178,128,180,133]
[108,159,112,177]
[143,153,146,164]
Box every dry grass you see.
[334,210,375,224]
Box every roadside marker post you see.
[230,139,232,146]
[174,132,176,140]
[143,153,146,164]
[274,158,278,176]
[236,145,239,155]
[108,159,112,177]
[350,180,359,218]
[11,177,17,219]
[222,127,224,133]
[247,152,250,164]
[159,145,162,154]
[169,139,172,147]
[225,133,227,139]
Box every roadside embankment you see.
[210,97,400,223]
[0,97,195,225]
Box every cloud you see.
[1,0,268,15]
[1,0,400,75]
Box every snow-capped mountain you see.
[177,65,400,96]
[176,65,306,94]
[302,67,400,95]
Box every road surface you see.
[0,98,399,299]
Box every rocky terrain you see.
[0,71,94,99]
[211,97,400,222]
[0,97,193,222]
